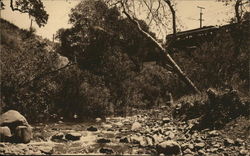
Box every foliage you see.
[0,18,58,120]
[1,0,48,27]
[172,22,249,94]
[56,0,157,71]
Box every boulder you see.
[0,110,29,130]
[0,126,12,142]
[15,126,32,143]
[65,132,81,141]
[131,122,141,131]
[156,141,182,155]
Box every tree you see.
[217,0,249,23]
[56,0,158,70]
[0,0,48,27]
[105,0,200,93]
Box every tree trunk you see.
[164,0,176,35]
[122,9,200,94]
[235,0,242,23]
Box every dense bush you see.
[172,21,249,95]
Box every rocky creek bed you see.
[0,108,249,155]
[1,89,249,155]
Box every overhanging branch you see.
[18,62,76,89]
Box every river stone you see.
[65,132,81,141]
[39,146,53,154]
[162,117,171,124]
[0,126,12,141]
[130,135,144,144]
[131,122,141,131]
[152,134,164,144]
[208,130,220,137]
[97,138,111,143]
[195,142,205,150]
[15,126,32,143]
[95,118,102,123]
[120,137,129,143]
[51,132,64,141]
[0,110,29,129]
[224,138,235,146]
[87,126,98,132]
[99,147,114,154]
[156,140,182,155]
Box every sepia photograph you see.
[0,0,249,155]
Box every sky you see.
[1,0,240,41]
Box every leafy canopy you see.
[1,0,48,27]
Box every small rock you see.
[239,149,248,155]
[120,137,129,143]
[208,130,220,137]
[224,138,235,146]
[235,138,244,146]
[102,124,112,129]
[209,148,218,153]
[195,142,205,150]
[165,131,175,139]
[65,132,81,141]
[51,132,64,141]
[114,122,123,127]
[97,138,111,144]
[156,140,182,155]
[99,147,113,154]
[198,149,207,155]
[145,137,154,146]
[40,146,53,154]
[181,143,194,150]
[183,148,193,154]
[139,137,148,147]
[131,122,141,131]
[130,135,144,144]
[162,117,171,124]
[95,118,102,123]
[0,126,12,141]
[152,134,164,144]
[87,126,97,132]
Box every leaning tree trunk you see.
[122,9,200,94]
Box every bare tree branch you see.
[18,62,77,89]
